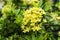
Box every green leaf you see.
[25,35,31,40]
[43,0,52,11]
[31,33,36,40]
[39,0,43,7]
[58,37,60,40]
[38,34,44,40]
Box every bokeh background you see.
[0,0,60,40]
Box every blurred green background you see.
[0,0,60,40]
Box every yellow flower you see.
[43,19,47,22]
[32,25,41,31]
[23,27,30,33]
[57,17,60,20]
[50,12,58,20]
[21,25,25,29]
[21,7,45,33]
[58,31,60,36]
[30,23,35,26]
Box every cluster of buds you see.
[21,7,45,33]
[2,3,15,16]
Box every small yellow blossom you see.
[32,25,41,31]
[58,31,60,36]
[57,17,60,20]
[43,19,47,22]
[23,27,30,33]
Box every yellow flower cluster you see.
[21,7,45,33]
[2,3,14,15]
[51,13,58,20]
[2,4,12,14]
[21,0,39,6]
[51,12,60,20]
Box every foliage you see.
[0,0,60,40]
